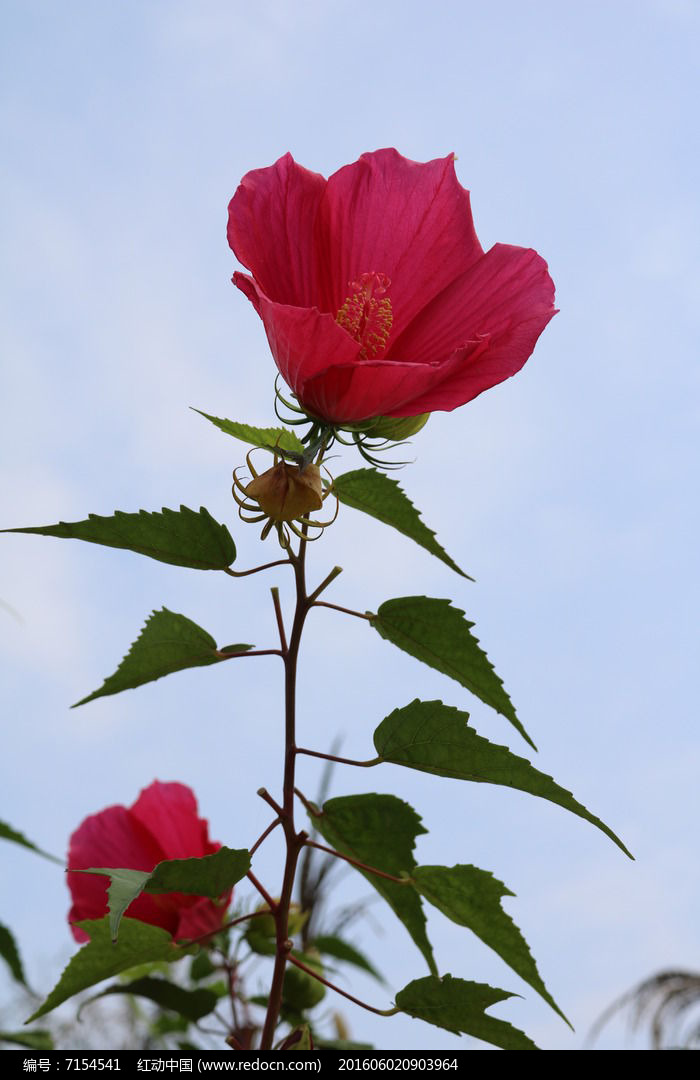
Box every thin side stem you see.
[188,908,273,947]
[270,587,288,653]
[312,600,374,621]
[303,839,409,885]
[224,559,292,578]
[249,818,281,857]
[216,648,283,660]
[307,565,343,603]
[293,786,321,818]
[296,747,380,768]
[288,954,399,1017]
[247,870,276,910]
[257,787,284,816]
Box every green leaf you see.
[0,922,27,986]
[374,700,632,857]
[28,917,189,1021]
[313,934,384,983]
[312,795,436,975]
[412,865,570,1026]
[193,410,305,457]
[333,469,471,580]
[78,847,250,942]
[395,975,538,1050]
[4,506,236,571]
[0,820,62,864]
[83,975,219,1022]
[189,950,217,981]
[73,608,252,707]
[371,597,535,749]
[0,1030,54,1050]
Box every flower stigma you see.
[336,271,393,360]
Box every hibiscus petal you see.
[390,243,556,365]
[233,273,361,393]
[129,781,219,862]
[227,153,326,308]
[175,896,230,942]
[66,805,165,942]
[315,149,483,333]
[297,357,466,425]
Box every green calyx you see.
[342,414,430,441]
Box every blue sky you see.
[1,0,698,1051]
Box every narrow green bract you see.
[333,469,471,579]
[193,410,305,456]
[4,506,236,570]
[72,608,252,707]
[373,699,632,857]
[312,794,436,975]
[395,974,538,1050]
[371,597,535,749]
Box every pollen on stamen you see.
[336,271,393,359]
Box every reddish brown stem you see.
[259,533,311,1050]
[247,870,277,910]
[187,908,273,946]
[303,838,409,884]
[249,818,281,856]
[270,587,288,652]
[216,648,283,660]
[312,600,374,621]
[224,559,291,578]
[296,746,380,768]
[288,954,398,1017]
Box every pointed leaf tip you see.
[4,506,236,570]
[0,820,62,864]
[72,608,252,707]
[333,468,471,579]
[396,974,538,1050]
[312,794,436,975]
[28,918,186,1021]
[413,864,571,1026]
[77,848,250,942]
[192,410,305,456]
[374,700,632,857]
[371,597,536,749]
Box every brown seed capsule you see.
[245,461,323,523]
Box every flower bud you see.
[282,949,326,1011]
[245,461,323,522]
[244,902,308,955]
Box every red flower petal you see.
[67,804,165,942]
[130,781,219,861]
[233,272,361,391]
[66,782,228,944]
[227,153,326,308]
[385,245,556,413]
[296,357,463,425]
[175,897,229,941]
[390,244,555,363]
[315,149,482,333]
[228,150,556,423]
